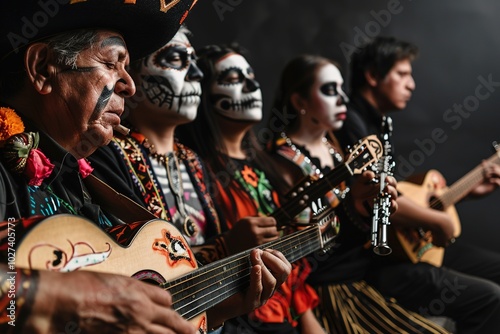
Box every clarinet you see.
[371,116,395,256]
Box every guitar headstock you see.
[345,135,383,175]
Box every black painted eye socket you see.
[320,82,339,96]
[154,45,193,70]
[218,67,245,84]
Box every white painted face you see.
[210,53,263,121]
[136,29,202,121]
[304,63,349,131]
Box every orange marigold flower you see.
[0,107,25,142]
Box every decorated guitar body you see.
[15,216,209,333]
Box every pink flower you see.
[25,148,55,186]
[78,158,94,178]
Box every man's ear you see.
[290,92,306,112]
[24,43,55,95]
[364,69,379,87]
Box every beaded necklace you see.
[140,136,198,237]
[279,132,350,207]
[280,132,343,175]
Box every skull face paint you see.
[136,28,203,121]
[306,63,349,131]
[210,53,263,121]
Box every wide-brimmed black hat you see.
[0,0,197,64]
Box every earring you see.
[300,109,306,115]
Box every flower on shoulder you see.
[3,132,55,186]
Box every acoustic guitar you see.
[14,135,382,333]
[390,146,500,267]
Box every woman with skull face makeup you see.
[267,55,448,334]
[177,45,326,334]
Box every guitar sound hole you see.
[132,270,167,286]
[429,196,444,211]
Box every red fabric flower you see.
[78,158,94,178]
[25,148,55,186]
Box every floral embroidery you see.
[241,165,258,188]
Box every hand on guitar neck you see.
[467,160,500,198]
[224,216,280,255]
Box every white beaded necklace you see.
[280,132,350,204]
[280,132,343,176]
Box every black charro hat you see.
[0,0,197,64]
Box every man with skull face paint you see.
[89,27,292,332]
[177,45,326,334]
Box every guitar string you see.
[430,154,499,209]
[272,166,352,224]
[164,227,318,295]
[164,227,322,311]
[177,238,322,319]
[177,238,321,319]
[163,226,318,292]
[174,231,322,318]
[172,232,322,317]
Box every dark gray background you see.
[186,0,500,252]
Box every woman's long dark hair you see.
[177,44,289,222]
[268,54,340,147]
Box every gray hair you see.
[45,29,99,68]
[0,29,99,98]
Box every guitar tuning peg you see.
[492,141,499,152]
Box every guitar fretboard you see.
[163,225,322,320]
[433,152,500,209]
[272,163,352,225]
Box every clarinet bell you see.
[373,243,392,256]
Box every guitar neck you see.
[436,152,500,208]
[271,163,353,225]
[164,226,322,320]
